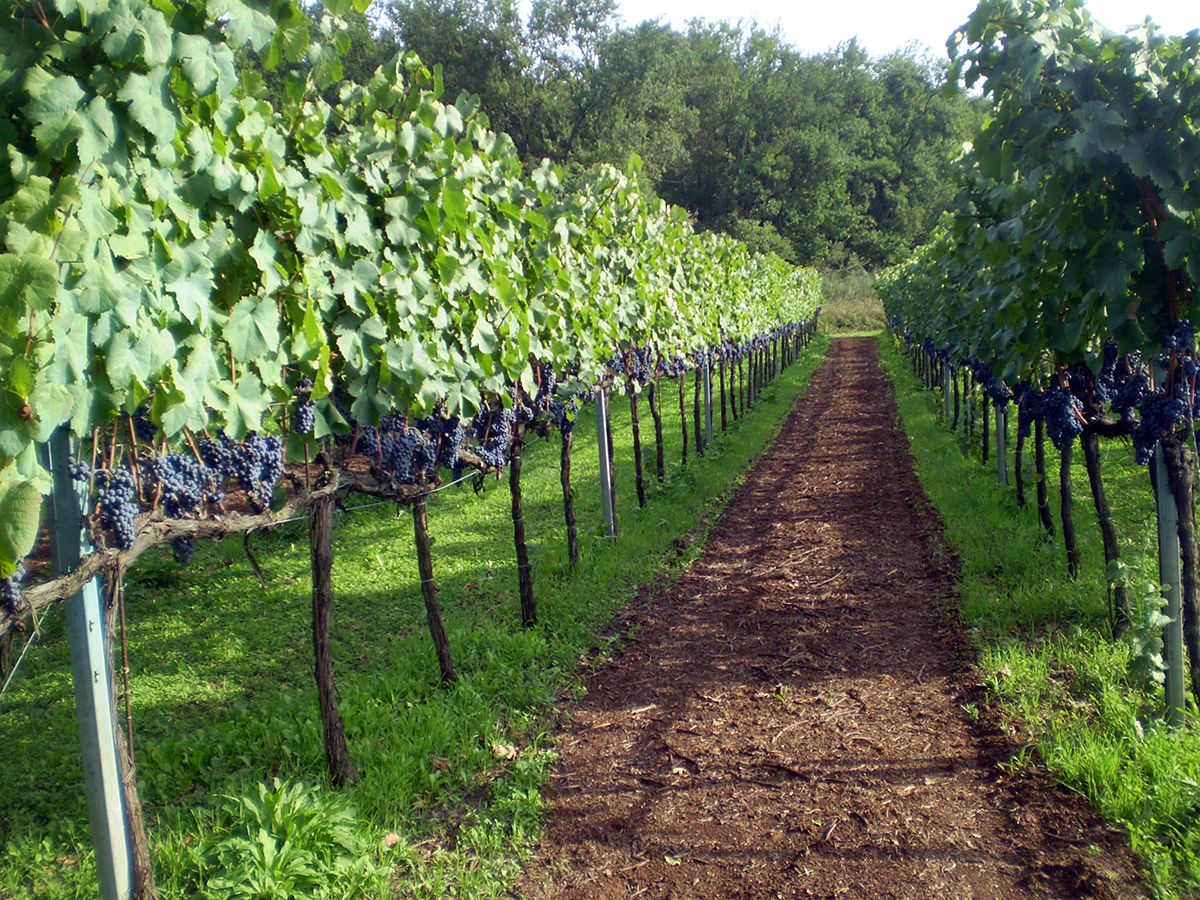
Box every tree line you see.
[251,0,984,270]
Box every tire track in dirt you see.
[517,336,1146,900]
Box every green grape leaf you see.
[0,254,58,334]
[116,69,178,154]
[212,372,268,437]
[22,73,87,161]
[29,381,75,442]
[105,324,176,391]
[1068,101,1125,159]
[210,0,277,51]
[69,241,124,314]
[249,229,285,293]
[174,33,223,95]
[225,295,280,363]
[167,270,215,328]
[0,480,41,578]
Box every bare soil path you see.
[517,336,1146,900]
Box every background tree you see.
[254,1,986,269]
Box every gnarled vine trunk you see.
[412,495,457,681]
[1081,431,1130,637]
[310,495,358,787]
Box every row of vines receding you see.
[880,0,1200,721]
[0,0,823,896]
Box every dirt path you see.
[517,337,1146,900]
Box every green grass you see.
[0,335,829,900]
[879,334,1200,900]
[819,268,885,334]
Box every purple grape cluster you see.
[198,436,234,504]
[1094,340,1120,403]
[171,538,196,564]
[96,467,140,550]
[132,403,156,444]
[534,362,557,406]
[471,405,516,468]
[1133,392,1189,464]
[68,455,90,484]
[292,376,315,436]
[1014,383,1042,440]
[656,353,690,378]
[551,397,579,440]
[610,347,655,382]
[142,452,206,518]
[970,362,1012,411]
[231,435,284,509]
[1165,320,1195,354]
[1,564,25,614]
[1043,384,1084,451]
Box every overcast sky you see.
[612,0,1198,58]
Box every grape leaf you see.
[0,254,58,334]
[0,480,41,578]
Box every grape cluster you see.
[970,362,1012,410]
[172,538,196,565]
[142,452,206,518]
[198,436,233,504]
[471,405,516,468]
[508,385,539,426]
[132,403,156,444]
[534,362,557,406]
[1133,392,1189,464]
[551,396,579,440]
[231,435,284,509]
[1094,340,1120,403]
[423,415,469,477]
[1,564,25,614]
[1165,319,1195,354]
[1014,383,1042,439]
[1111,367,1149,419]
[292,376,315,436]
[610,347,655,383]
[68,455,91,484]
[96,467,140,550]
[1043,385,1085,450]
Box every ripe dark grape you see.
[437,419,468,475]
[1111,369,1149,419]
[970,362,1012,411]
[1015,384,1042,440]
[132,403,157,444]
[199,435,235,482]
[355,426,380,459]
[1095,340,1120,403]
[551,397,579,440]
[509,385,538,426]
[379,428,419,484]
[1133,392,1189,464]
[172,538,196,564]
[1165,319,1195,353]
[471,405,516,468]
[68,455,91,484]
[292,376,315,436]
[1,564,25,614]
[534,362,557,407]
[142,452,206,518]
[230,435,284,509]
[96,468,140,550]
[1043,385,1084,451]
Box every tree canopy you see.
[353,2,985,268]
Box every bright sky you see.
[613,0,1198,58]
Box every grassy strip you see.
[819,269,884,334]
[878,334,1200,900]
[0,334,828,900]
